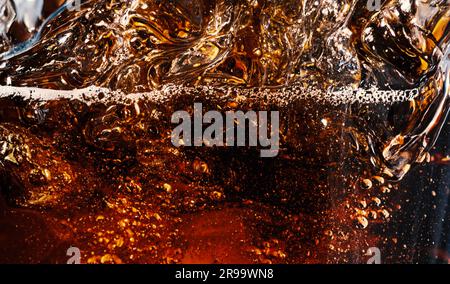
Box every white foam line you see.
[0,85,111,101]
[0,84,420,106]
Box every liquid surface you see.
[0,0,449,263]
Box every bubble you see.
[356,216,368,229]
[361,179,373,189]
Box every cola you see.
[0,0,449,264]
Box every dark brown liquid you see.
[0,0,449,263]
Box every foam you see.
[0,84,419,106]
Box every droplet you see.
[371,197,381,207]
[163,183,172,192]
[359,200,367,209]
[373,176,384,184]
[357,216,368,229]
[379,209,390,219]
[380,186,390,193]
[100,254,122,264]
[253,48,262,57]
[361,179,372,189]
[211,191,223,200]
[42,168,52,181]
[153,213,162,221]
